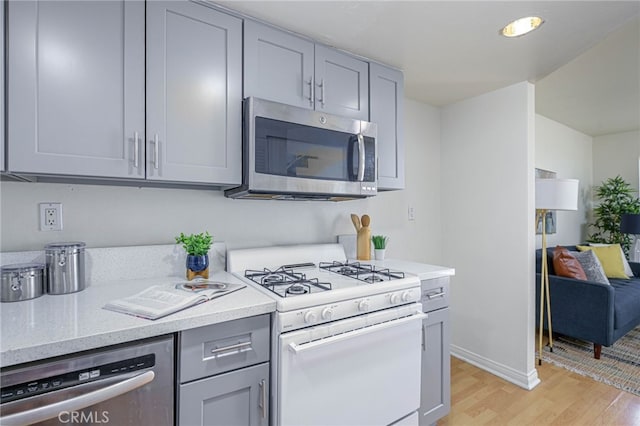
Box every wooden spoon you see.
[351,214,362,231]
[361,214,370,227]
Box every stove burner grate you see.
[319,261,406,283]
[244,267,332,297]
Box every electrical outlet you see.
[408,205,416,221]
[40,203,63,231]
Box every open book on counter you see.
[103,280,246,320]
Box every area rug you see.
[542,326,640,397]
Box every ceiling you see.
[218,1,640,137]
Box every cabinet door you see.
[7,1,145,178]
[146,1,241,185]
[244,20,315,110]
[1,0,4,172]
[179,362,269,426]
[315,45,369,120]
[370,63,405,190]
[420,307,451,426]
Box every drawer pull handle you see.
[210,341,252,356]
[426,291,445,299]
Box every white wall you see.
[593,130,640,197]
[535,114,593,246]
[0,99,444,265]
[441,82,538,389]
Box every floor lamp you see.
[536,178,579,365]
[620,214,640,263]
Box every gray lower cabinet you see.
[179,362,269,426]
[178,314,270,426]
[244,20,369,121]
[370,63,405,190]
[420,307,451,426]
[7,0,241,185]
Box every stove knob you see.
[358,300,370,312]
[304,311,317,324]
[321,307,333,320]
[402,290,414,302]
[390,293,400,305]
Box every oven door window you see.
[254,117,374,182]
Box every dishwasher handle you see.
[0,371,155,426]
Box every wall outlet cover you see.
[39,202,63,231]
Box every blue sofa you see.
[535,245,640,359]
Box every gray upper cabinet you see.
[7,1,146,178]
[243,20,314,110]
[1,1,5,172]
[370,63,405,190]
[244,20,369,120]
[7,0,241,186]
[315,45,369,121]
[146,1,242,185]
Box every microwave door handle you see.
[357,134,365,182]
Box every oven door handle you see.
[288,312,427,354]
[0,371,155,426]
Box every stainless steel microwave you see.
[225,97,377,201]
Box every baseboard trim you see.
[451,344,541,390]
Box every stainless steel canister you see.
[1,263,46,302]
[45,241,86,294]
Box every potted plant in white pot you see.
[371,235,388,260]
[175,231,213,280]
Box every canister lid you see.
[44,241,86,250]
[1,263,46,273]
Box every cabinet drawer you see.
[180,314,270,383]
[420,277,450,312]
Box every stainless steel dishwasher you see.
[0,335,174,426]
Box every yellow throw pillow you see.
[576,244,629,279]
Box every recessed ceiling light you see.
[500,16,544,38]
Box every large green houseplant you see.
[588,176,640,254]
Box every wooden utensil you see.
[356,214,371,260]
[351,214,362,231]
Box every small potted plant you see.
[175,231,213,280]
[371,235,388,260]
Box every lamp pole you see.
[537,209,554,365]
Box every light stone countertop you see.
[359,258,455,280]
[0,271,276,368]
[377,259,455,280]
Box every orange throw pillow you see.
[553,246,587,280]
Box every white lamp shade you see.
[535,178,579,211]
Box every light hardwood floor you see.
[438,357,640,426]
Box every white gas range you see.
[228,243,425,426]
